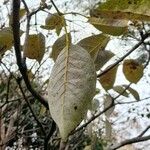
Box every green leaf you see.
[123,85,140,101]
[50,33,71,61]
[88,17,128,36]
[23,33,45,63]
[78,34,110,60]
[99,65,118,91]
[123,59,144,83]
[95,50,115,71]
[48,45,96,141]
[113,85,129,97]
[91,0,150,22]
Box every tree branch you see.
[12,0,48,109]
[97,32,150,78]
[16,77,46,135]
[110,134,150,150]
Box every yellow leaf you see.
[0,27,13,54]
[78,34,110,60]
[95,50,114,71]
[40,13,64,35]
[88,17,128,36]
[50,33,71,61]
[24,33,45,63]
[123,59,144,83]
[91,0,150,22]
[99,65,118,90]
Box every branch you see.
[110,134,150,150]
[72,99,114,134]
[97,32,150,78]
[12,0,48,109]
[138,125,150,137]
[16,77,46,135]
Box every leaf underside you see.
[48,44,96,141]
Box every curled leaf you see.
[40,13,65,35]
[48,44,96,141]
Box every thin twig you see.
[110,134,150,150]
[16,77,46,135]
[138,125,150,137]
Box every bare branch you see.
[138,125,150,137]
[97,32,150,78]
[110,134,150,150]
[16,77,46,135]
[11,0,48,109]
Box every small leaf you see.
[99,65,118,91]
[88,17,128,36]
[48,45,96,141]
[50,33,71,61]
[78,34,110,60]
[123,85,140,101]
[40,13,64,35]
[123,59,144,83]
[95,50,115,71]
[113,85,129,97]
[24,33,45,63]
[104,94,115,117]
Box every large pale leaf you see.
[24,33,45,63]
[48,44,96,141]
[99,65,118,91]
[78,34,110,60]
[91,0,150,22]
[95,50,115,71]
[123,85,140,101]
[123,59,144,83]
[88,17,128,36]
[50,33,71,61]
[0,27,13,54]
[113,85,129,97]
